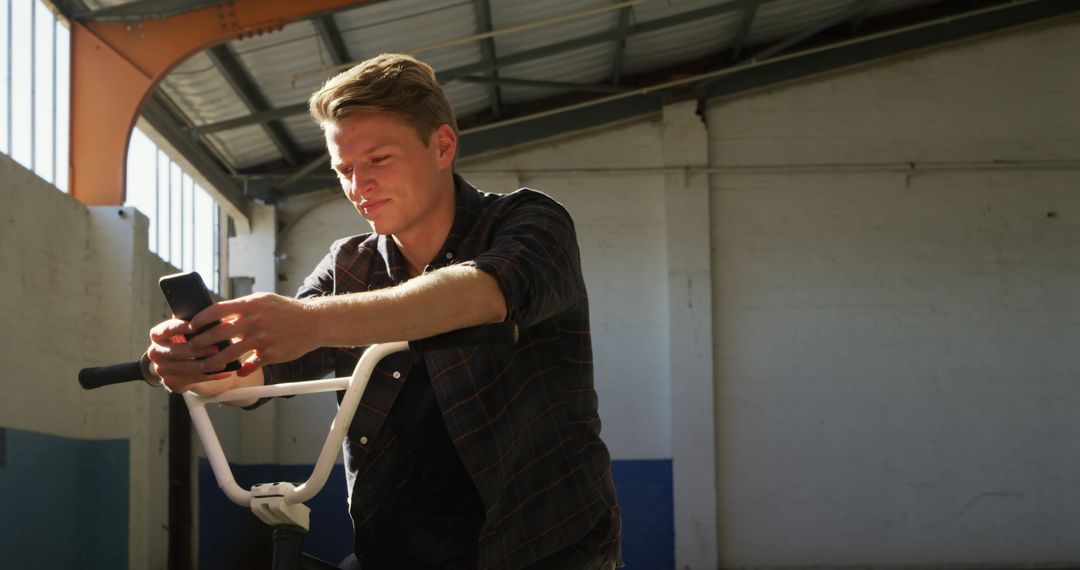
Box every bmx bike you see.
[80,321,518,569]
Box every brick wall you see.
[0,152,173,569]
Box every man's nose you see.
[345,178,360,201]
[345,172,371,200]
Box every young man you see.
[148,53,621,570]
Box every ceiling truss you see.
[52,0,1080,204]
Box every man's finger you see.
[237,351,264,377]
[199,337,256,373]
[189,298,245,331]
[153,341,215,361]
[153,357,206,379]
[150,318,193,342]
[186,319,242,351]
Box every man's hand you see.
[184,292,320,377]
[151,266,505,386]
[147,317,246,397]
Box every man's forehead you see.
[323,113,416,149]
[324,127,389,157]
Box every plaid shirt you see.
[263,176,621,569]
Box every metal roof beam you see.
[140,93,252,218]
[439,0,772,82]
[207,45,302,165]
[713,0,1080,99]
[456,94,661,162]
[276,153,331,193]
[190,0,771,134]
[459,75,633,94]
[66,0,229,22]
[610,5,632,85]
[312,14,351,66]
[730,1,759,60]
[848,0,878,34]
[473,0,503,119]
[461,0,1080,162]
[748,0,869,62]
[239,174,336,200]
[272,0,1072,201]
[192,103,309,136]
[185,0,1075,152]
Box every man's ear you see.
[433,124,457,169]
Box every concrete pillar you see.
[662,100,718,570]
[228,201,278,296]
[86,206,170,570]
[225,201,281,465]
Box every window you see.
[1,1,225,291]
[126,127,222,292]
[0,0,70,191]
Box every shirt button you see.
[445,251,454,260]
[359,436,369,445]
[392,371,401,379]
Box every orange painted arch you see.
[70,0,371,207]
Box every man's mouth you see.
[360,199,388,215]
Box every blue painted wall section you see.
[612,459,675,570]
[199,458,674,569]
[0,427,129,569]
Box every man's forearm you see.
[306,264,506,348]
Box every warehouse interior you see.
[2,0,1079,568]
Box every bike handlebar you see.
[78,354,157,390]
[77,322,519,509]
[193,322,518,507]
[77,323,519,391]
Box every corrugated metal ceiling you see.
[56,0,1064,201]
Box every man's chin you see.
[355,208,381,230]
[365,218,394,235]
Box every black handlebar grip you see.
[409,323,519,353]
[78,360,146,390]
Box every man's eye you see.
[337,166,353,176]
[371,155,390,165]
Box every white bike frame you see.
[184,340,410,531]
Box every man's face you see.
[324,112,455,237]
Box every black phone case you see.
[159,272,241,374]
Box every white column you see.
[662,100,718,570]
[86,206,170,570]
[228,201,278,295]
[224,201,281,465]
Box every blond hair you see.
[308,53,457,142]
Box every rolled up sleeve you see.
[466,191,585,328]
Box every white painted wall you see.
[461,119,675,464]
[211,201,280,466]
[228,200,278,295]
[711,170,1080,567]
[263,125,677,470]
[0,152,173,569]
[230,15,1080,570]
[706,17,1080,569]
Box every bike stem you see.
[184,341,410,530]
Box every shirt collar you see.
[377,173,484,282]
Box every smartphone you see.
[158,272,241,374]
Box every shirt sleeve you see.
[465,191,586,329]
